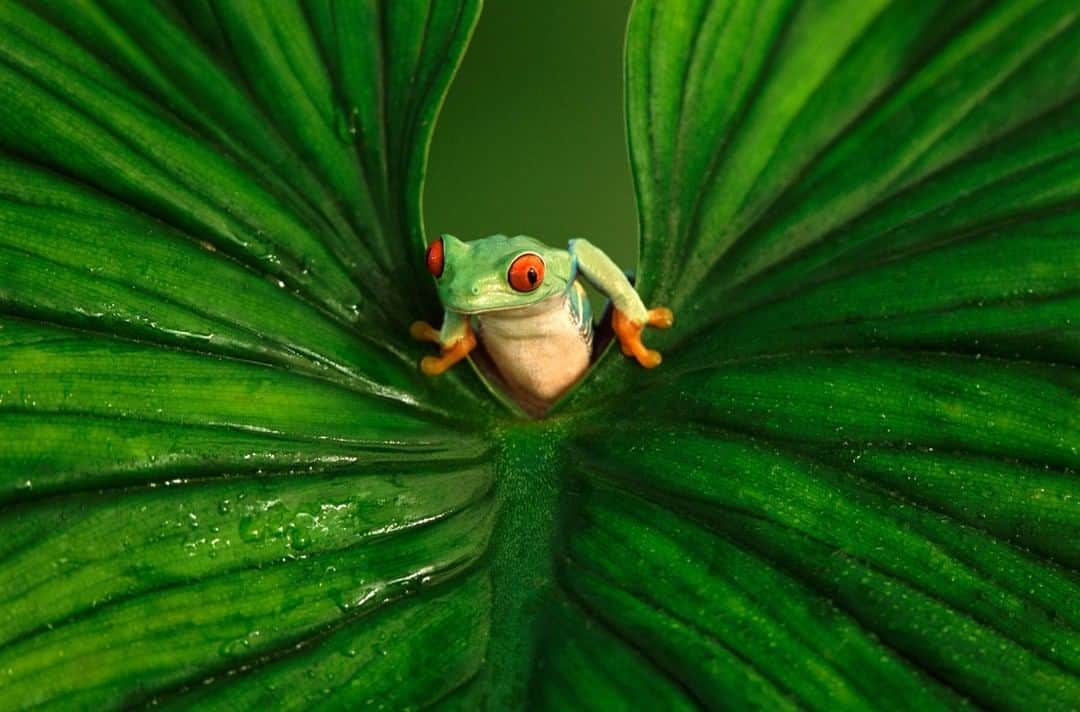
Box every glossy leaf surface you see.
[1,0,1078,709]
[0,0,492,707]
[548,0,1079,708]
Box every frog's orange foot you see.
[416,322,477,376]
[612,306,673,369]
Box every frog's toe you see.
[420,355,447,376]
[638,348,662,368]
[625,338,663,368]
[410,321,440,343]
[648,307,673,329]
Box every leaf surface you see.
[0,1,492,707]
[547,0,1079,708]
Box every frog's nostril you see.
[471,285,480,295]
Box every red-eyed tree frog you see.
[411,234,672,405]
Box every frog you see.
[411,233,672,405]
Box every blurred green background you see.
[424,0,638,269]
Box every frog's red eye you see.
[507,253,544,292]
[426,238,444,278]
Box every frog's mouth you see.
[442,283,567,315]
[444,302,533,316]
[448,293,563,317]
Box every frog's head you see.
[425,234,572,314]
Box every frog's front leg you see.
[570,238,673,368]
[410,310,476,376]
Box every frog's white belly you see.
[475,293,591,403]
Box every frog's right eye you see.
[426,238,445,278]
[507,252,544,292]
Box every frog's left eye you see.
[508,253,544,292]
[426,238,444,278]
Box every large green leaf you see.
[549,0,1079,708]
[1,0,1077,709]
[0,1,493,707]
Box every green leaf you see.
[1,0,1078,709]
[545,0,1078,708]
[0,0,493,707]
